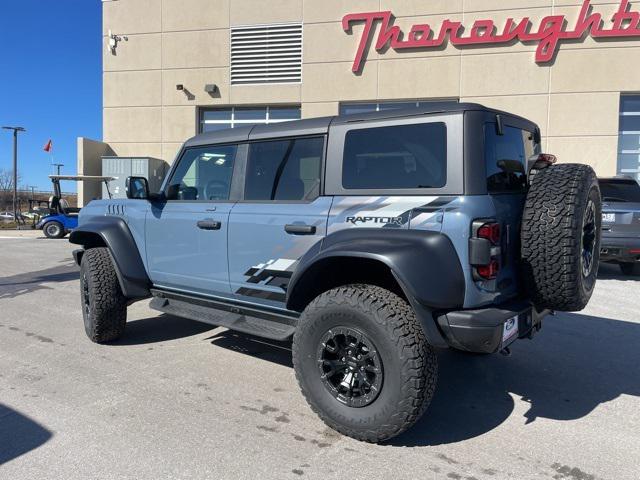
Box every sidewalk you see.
[0,228,43,238]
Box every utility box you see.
[101,157,167,199]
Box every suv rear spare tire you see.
[292,285,437,443]
[521,164,601,312]
[80,247,127,343]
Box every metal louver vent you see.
[231,23,302,85]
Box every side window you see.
[342,122,447,190]
[166,145,237,201]
[245,137,324,201]
[485,125,536,193]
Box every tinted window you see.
[342,123,447,190]
[245,137,324,201]
[599,179,640,203]
[167,145,237,201]
[485,124,536,193]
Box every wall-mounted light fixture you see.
[204,84,219,96]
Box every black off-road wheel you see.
[43,221,65,239]
[521,164,601,311]
[79,248,127,343]
[292,285,437,443]
[620,263,640,276]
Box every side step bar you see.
[149,288,298,341]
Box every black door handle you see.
[285,224,316,235]
[197,219,221,230]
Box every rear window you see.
[485,124,536,193]
[342,122,447,190]
[599,179,640,203]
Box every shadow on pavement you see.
[390,311,640,446]
[0,263,79,299]
[0,404,52,465]
[207,330,293,368]
[111,314,216,345]
[196,311,640,447]
[597,262,640,281]
[98,308,640,447]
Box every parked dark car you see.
[599,177,640,276]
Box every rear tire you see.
[521,164,601,311]
[620,263,640,276]
[80,248,127,343]
[43,221,65,239]
[292,285,437,443]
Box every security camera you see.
[107,29,128,55]
[176,84,184,91]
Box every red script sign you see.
[343,0,640,72]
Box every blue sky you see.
[0,0,102,192]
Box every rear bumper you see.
[436,300,549,354]
[600,236,640,263]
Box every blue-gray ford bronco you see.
[70,103,601,442]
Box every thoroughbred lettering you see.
[343,0,640,72]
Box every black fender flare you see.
[69,217,151,300]
[286,228,466,348]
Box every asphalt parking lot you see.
[0,230,639,480]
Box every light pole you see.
[2,126,26,223]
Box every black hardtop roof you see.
[183,102,534,148]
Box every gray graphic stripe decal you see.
[236,258,298,302]
[386,197,455,228]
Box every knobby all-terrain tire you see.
[43,221,65,239]
[521,163,601,311]
[292,285,437,443]
[620,263,640,276]
[80,247,127,343]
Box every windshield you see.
[599,179,640,203]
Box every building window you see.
[618,95,640,181]
[230,23,302,85]
[199,106,301,133]
[339,99,458,116]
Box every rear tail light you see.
[630,249,640,255]
[476,260,500,279]
[477,223,501,245]
[470,220,502,280]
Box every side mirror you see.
[126,176,149,199]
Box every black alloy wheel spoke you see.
[316,327,384,408]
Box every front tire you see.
[292,285,437,443]
[43,221,65,239]
[620,263,640,276]
[80,248,127,343]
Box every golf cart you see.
[36,175,116,239]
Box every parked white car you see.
[0,211,27,222]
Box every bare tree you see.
[0,169,23,211]
[0,169,12,191]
